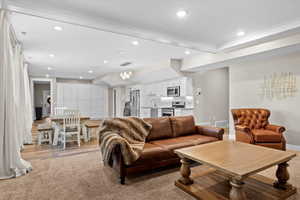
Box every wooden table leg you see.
[273,162,290,190]
[229,179,246,200]
[178,157,193,185]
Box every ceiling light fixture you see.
[103,60,108,64]
[132,41,139,46]
[79,76,83,79]
[120,71,133,80]
[176,10,187,18]
[49,54,55,58]
[237,31,245,36]
[45,74,49,78]
[47,67,52,70]
[185,50,191,55]
[54,26,63,31]
[88,70,93,74]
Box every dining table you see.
[50,115,91,146]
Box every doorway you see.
[31,78,54,120]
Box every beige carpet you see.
[0,145,300,200]
[2,122,298,199]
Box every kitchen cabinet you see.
[174,108,194,116]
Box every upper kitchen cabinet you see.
[165,77,193,97]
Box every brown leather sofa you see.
[231,108,286,150]
[110,115,224,184]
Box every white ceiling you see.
[7,0,300,80]
[11,13,195,79]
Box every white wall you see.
[229,51,300,146]
[191,67,229,125]
[33,83,50,107]
[56,82,109,119]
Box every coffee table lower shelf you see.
[175,167,296,200]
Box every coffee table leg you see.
[229,179,246,200]
[178,158,193,185]
[274,162,290,190]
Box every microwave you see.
[167,86,180,97]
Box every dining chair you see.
[54,107,67,116]
[60,112,81,149]
[37,124,53,145]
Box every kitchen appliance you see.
[130,90,140,117]
[167,86,180,97]
[161,107,175,116]
[172,101,185,108]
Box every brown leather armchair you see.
[231,108,286,150]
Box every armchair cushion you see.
[252,129,282,143]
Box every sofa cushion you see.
[133,143,174,165]
[144,117,173,141]
[169,116,196,137]
[252,129,282,143]
[150,135,218,156]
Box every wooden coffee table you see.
[175,141,297,200]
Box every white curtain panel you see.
[23,63,33,144]
[0,9,32,179]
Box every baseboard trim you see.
[286,144,300,151]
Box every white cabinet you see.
[140,108,151,118]
[174,109,194,116]
[56,83,108,118]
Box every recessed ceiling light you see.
[54,26,63,31]
[45,74,49,78]
[79,76,83,79]
[88,70,93,74]
[47,67,52,70]
[132,41,139,46]
[185,50,191,55]
[237,31,245,36]
[119,50,125,55]
[49,54,55,58]
[103,60,108,64]
[176,10,187,18]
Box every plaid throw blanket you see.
[99,117,152,166]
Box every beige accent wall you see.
[229,51,300,146]
[191,67,229,124]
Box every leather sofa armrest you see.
[235,125,251,133]
[196,126,224,140]
[265,124,286,133]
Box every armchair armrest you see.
[235,125,251,133]
[265,124,286,133]
[196,125,224,140]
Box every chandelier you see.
[120,71,133,80]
